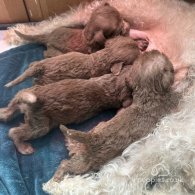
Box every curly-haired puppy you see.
[15,3,128,58]
[0,64,135,155]
[53,50,181,182]
[5,36,140,87]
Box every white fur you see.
[43,70,195,194]
[21,92,37,104]
[5,0,195,194]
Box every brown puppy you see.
[83,2,129,50]
[15,28,89,58]
[15,3,128,58]
[52,50,181,182]
[0,65,134,155]
[5,36,140,87]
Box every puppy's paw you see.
[0,108,12,122]
[53,160,69,182]
[16,143,35,155]
[136,39,149,51]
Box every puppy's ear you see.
[121,21,130,36]
[111,62,123,75]
[154,71,174,93]
[161,70,174,91]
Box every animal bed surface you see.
[0,44,116,195]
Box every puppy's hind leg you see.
[0,100,20,122]
[9,112,51,155]
[0,91,37,122]
[53,155,92,182]
[9,123,35,154]
[0,108,16,122]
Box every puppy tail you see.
[60,125,90,144]
[17,91,37,105]
[15,30,47,44]
[5,65,38,88]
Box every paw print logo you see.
[151,163,170,177]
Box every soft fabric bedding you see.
[0,44,116,195]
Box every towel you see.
[0,44,116,195]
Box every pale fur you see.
[4,0,195,194]
[22,92,37,104]
[43,68,195,194]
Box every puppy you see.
[5,36,140,87]
[52,50,181,182]
[6,0,194,87]
[83,2,129,50]
[15,3,128,58]
[0,65,134,155]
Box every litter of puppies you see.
[0,2,182,184]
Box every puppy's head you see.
[128,50,174,93]
[105,36,140,65]
[84,3,127,51]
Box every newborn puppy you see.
[83,2,129,51]
[5,36,140,87]
[15,28,89,58]
[15,3,128,58]
[0,66,134,155]
[53,50,181,182]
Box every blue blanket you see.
[0,44,116,195]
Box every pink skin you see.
[129,29,157,51]
[129,29,188,87]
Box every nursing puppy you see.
[15,28,89,58]
[52,50,181,182]
[6,0,195,88]
[83,2,129,50]
[14,3,128,58]
[5,36,140,87]
[0,65,134,155]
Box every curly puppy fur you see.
[5,36,140,87]
[14,3,129,58]
[4,0,195,194]
[44,73,195,194]
[83,2,129,51]
[51,50,181,182]
[15,28,90,58]
[6,0,195,88]
[0,64,136,155]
